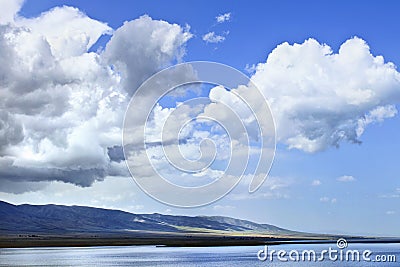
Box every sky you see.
[0,0,399,236]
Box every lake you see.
[0,243,398,266]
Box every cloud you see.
[357,105,397,136]
[251,37,400,153]
[244,63,257,74]
[311,179,322,186]
[337,175,356,182]
[0,158,111,187]
[17,6,113,58]
[320,196,337,203]
[212,205,235,212]
[2,2,400,200]
[0,0,24,24]
[229,175,292,200]
[0,111,24,151]
[195,37,400,155]
[264,176,292,191]
[104,36,400,201]
[320,197,329,202]
[0,5,193,192]
[0,179,48,194]
[380,188,400,198]
[0,176,141,212]
[103,15,192,94]
[0,24,69,116]
[216,12,231,23]
[202,31,226,44]
[201,12,231,45]
[0,8,125,189]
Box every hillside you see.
[0,200,295,235]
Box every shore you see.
[1,232,398,248]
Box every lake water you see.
[0,243,398,266]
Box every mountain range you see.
[0,200,295,235]
[2,200,389,248]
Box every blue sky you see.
[0,0,399,236]
[19,1,400,66]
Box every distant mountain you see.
[0,200,297,235]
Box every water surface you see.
[0,243,398,266]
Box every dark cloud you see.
[107,146,125,163]
[0,159,106,187]
[0,111,23,151]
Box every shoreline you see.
[1,233,398,249]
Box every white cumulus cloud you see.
[311,179,322,186]
[0,5,193,192]
[216,12,231,23]
[202,31,226,43]
[337,175,356,182]
[103,15,192,94]
[0,0,24,24]
[250,37,400,153]
[16,6,113,58]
